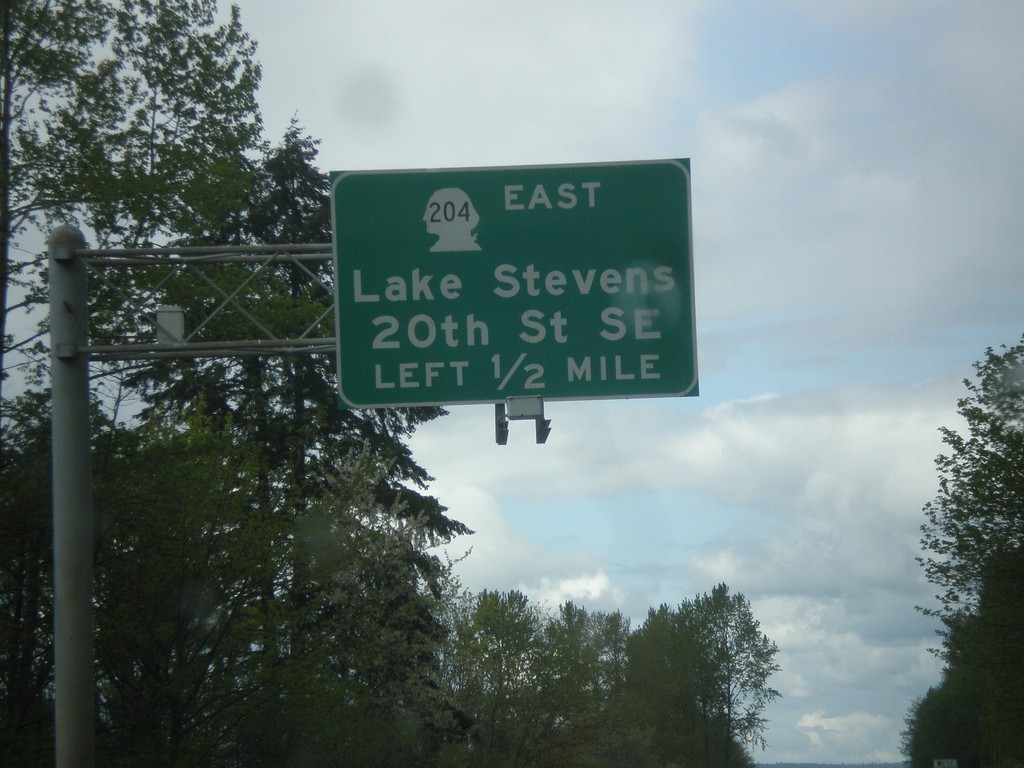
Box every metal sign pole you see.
[47,225,94,768]
[45,231,335,767]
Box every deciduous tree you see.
[625,604,699,766]
[909,336,1024,766]
[920,336,1024,623]
[678,584,780,768]
[1,0,261,406]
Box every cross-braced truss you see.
[78,243,335,361]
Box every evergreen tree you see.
[91,410,458,767]
[97,125,467,765]
[117,123,462,540]
[0,392,54,767]
[900,658,983,768]
[4,2,468,763]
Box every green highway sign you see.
[331,159,697,408]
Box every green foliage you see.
[943,550,1024,768]
[2,3,470,765]
[920,336,1024,621]
[93,413,273,765]
[105,123,462,541]
[1,0,262,399]
[88,408,458,767]
[1,0,101,394]
[1,0,109,236]
[626,604,700,765]
[681,584,780,759]
[2,383,783,768]
[83,122,462,766]
[440,588,778,768]
[626,589,776,768]
[441,589,546,766]
[900,667,983,768]
[14,0,261,247]
[907,336,1024,768]
[0,392,55,767]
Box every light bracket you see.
[495,397,551,444]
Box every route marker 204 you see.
[330,160,697,408]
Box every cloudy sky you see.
[226,0,1023,762]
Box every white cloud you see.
[415,378,960,513]
[796,709,895,757]
[692,6,1024,356]
[416,378,955,760]
[429,484,546,586]
[431,482,631,615]
[784,0,935,30]
[925,2,1024,130]
[238,0,705,169]
[532,571,625,612]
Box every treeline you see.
[441,584,779,768]
[1,392,783,768]
[902,339,1024,768]
[2,390,781,766]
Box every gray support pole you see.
[48,226,94,768]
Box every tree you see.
[679,584,780,767]
[626,587,779,768]
[440,592,646,767]
[0,392,55,767]
[92,412,274,766]
[288,460,464,766]
[3,121,466,767]
[84,404,461,768]
[111,122,460,541]
[2,2,260,757]
[127,125,468,744]
[968,550,1024,764]
[450,589,547,767]
[900,666,983,768]
[98,125,467,765]
[443,590,772,768]
[3,4,471,761]
[625,604,698,766]
[913,336,1024,766]
[531,602,640,768]
[920,336,1024,623]
[1,0,262,406]
[2,0,106,401]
